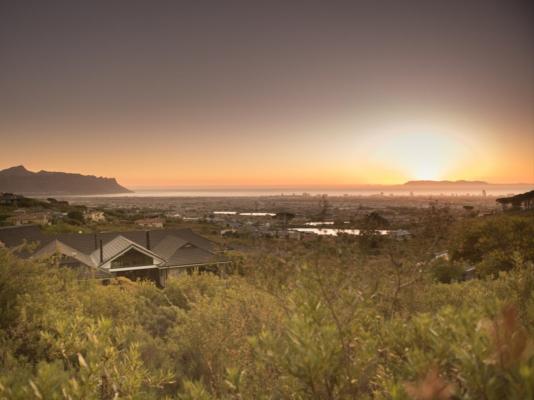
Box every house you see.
[390,229,411,239]
[271,230,302,240]
[8,211,51,226]
[164,211,182,219]
[496,190,534,210]
[0,225,229,287]
[85,210,106,223]
[220,228,239,237]
[0,193,22,206]
[434,251,449,261]
[463,266,476,281]
[135,217,165,228]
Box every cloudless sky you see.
[1,0,533,187]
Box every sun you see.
[399,133,455,180]
[412,166,441,181]
[365,124,472,182]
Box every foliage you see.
[362,211,390,229]
[430,259,465,283]
[449,213,534,273]
[67,210,85,224]
[1,212,534,399]
[42,221,91,234]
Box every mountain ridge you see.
[0,165,131,195]
[403,180,489,186]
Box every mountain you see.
[0,165,131,195]
[403,180,488,186]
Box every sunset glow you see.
[0,1,533,188]
[359,122,476,182]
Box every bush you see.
[67,210,85,223]
[431,260,466,283]
[450,214,534,266]
[1,218,534,399]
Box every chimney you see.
[99,239,103,263]
[146,231,151,250]
[94,234,98,250]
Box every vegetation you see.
[449,213,534,277]
[0,194,87,228]
[1,211,534,399]
[67,210,86,224]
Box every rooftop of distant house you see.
[0,225,225,273]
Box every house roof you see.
[0,226,222,270]
[0,225,45,257]
[0,225,43,247]
[166,246,219,267]
[46,228,216,255]
[152,235,189,259]
[90,235,166,266]
[34,239,96,267]
[497,190,534,205]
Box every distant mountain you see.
[403,180,488,186]
[0,165,131,195]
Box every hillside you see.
[0,165,131,195]
[0,211,533,398]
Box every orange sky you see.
[2,108,532,187]
[1,1,533,188]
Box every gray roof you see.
[89,235,165,265]
[34,239,96,267]
[0,225,46,257]
[0,225,44,247]
[0,225,222,269]
[52,228,216,255]
[152,235,189,260]
[166,246,218,267]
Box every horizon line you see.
[127,182,534,191]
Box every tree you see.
[318,194,330,221]
[67,210,85,223]
[431,259,466,283]
[273,211,295,228]
[362,211,389,229]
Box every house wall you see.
[166,264,221,277]
[101,255,162,271]
[87,212,105,222]
[167,267,189,277]
[111,249,153,268]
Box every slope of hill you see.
[0,165,131,195]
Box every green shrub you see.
[431,260,466,283]
[1,216,534,400]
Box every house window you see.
[111,249,153,268]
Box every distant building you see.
[0,226,229,287]
[284,230,302,240]
[8,211,51,226]
[164,211,182,219]
[463,266,477,281]
[220,228,238,237]
[0,193,22,206]
[85,210,106,223]
[135,217,165,228]
[434,251,449,261]
[390,229,411,239]
[182,216,200,221]
[496,190,534,210]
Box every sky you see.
[1,0,533,188]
